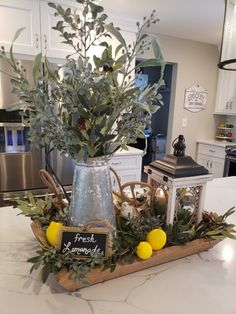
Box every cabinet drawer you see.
[108,155,142,170]
[119,170,141,184]
[197,143,225,158]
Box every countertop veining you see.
[1,177,236,314]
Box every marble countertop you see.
[1,177,236,314]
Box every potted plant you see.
[0,0,165,228]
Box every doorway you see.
[134,62,174,164]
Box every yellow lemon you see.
[146,229,167,250]
[136,241,153,260]
[46,221,63,247]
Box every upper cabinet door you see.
[215,69,236,115]
[0,0,41,56]
[40,1,77,60]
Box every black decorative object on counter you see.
[172,134,186,156]
[150,135,209,178]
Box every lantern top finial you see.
[172,135,186,157]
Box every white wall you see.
[143,33,219,159]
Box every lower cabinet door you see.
[209,156,225,179]
[197,153,224,179]
[197,153,210,170]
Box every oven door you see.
[223,155,236,177]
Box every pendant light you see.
[218,0,236,70]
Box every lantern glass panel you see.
[174,186,201,225]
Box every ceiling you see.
[100,0,225,46]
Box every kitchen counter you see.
[197,138,236,147]
[1,177,236,314]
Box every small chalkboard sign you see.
[57,227,108,258]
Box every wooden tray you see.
[56,238,219,291]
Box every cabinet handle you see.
[210,161,213,168]
[35,33,39,48]
[111,161,121,165]
[209,149,215,153]
[207,160,209,167]
[43,34,47,52]
[226,101,229,109]
[230,101,233,110]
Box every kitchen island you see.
[0,177,236,314]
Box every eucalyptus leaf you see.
[33,53,42,83]
[41,264,52,283]
[115,44,123,57]
[6,100,28,111]
[151,37,163,59]
[105,23,127,49]
[12,27,25,43]
[136,58,166,68]
[28,256,40,264]
[76,148,85,160]
[93,55,101,68]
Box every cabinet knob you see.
[209,149,215,153]
[111,161,121,165]
[35,33,39,49]
[43,34,47,52]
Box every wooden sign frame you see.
[56,226,109,259]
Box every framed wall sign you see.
[184,84,208,112]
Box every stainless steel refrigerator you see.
[0,58,74,199]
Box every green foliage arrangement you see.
[0,0,165,162]
[16,195,236,284]
[17,193,68,226]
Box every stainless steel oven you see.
[223,146,236,177]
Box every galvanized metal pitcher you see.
[68,157,116,228]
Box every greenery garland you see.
[16,194,236,285]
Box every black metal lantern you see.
[218,0,236,70]
[149,135,208,178]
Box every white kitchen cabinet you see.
[196,143,225,179]
[0,0,78,60]
[0,0,41,56]
[39,1,77,60]
[108,146,143,190]
[197,153,225,179]
[0,0,137,63]
[214,69,236,115]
